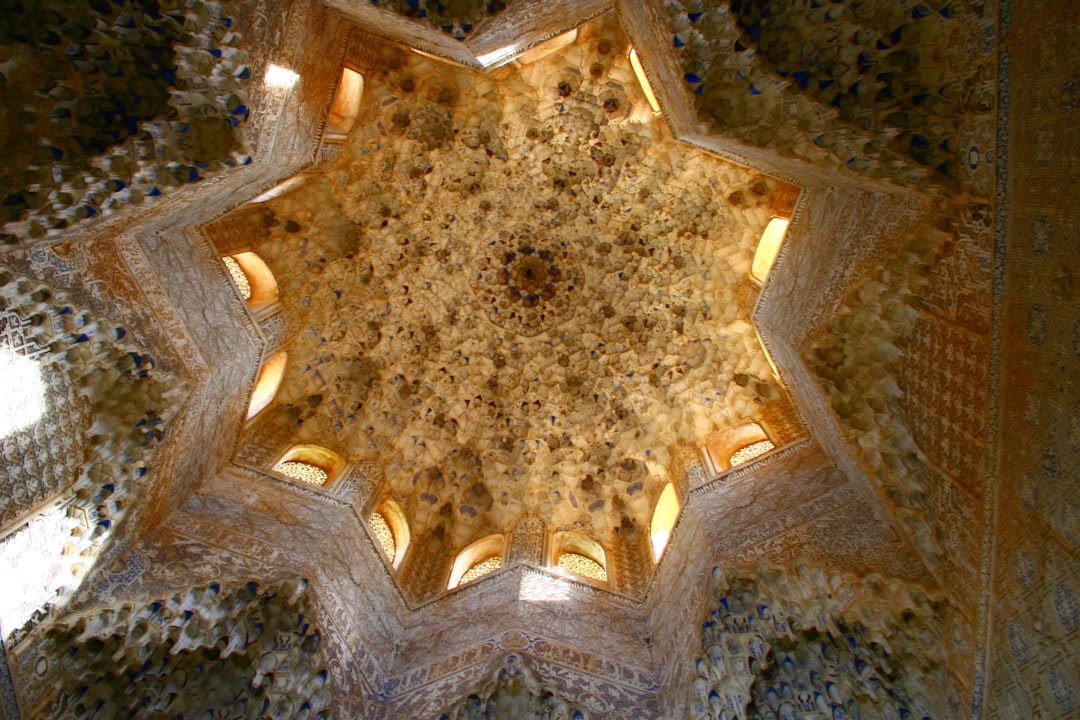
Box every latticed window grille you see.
[0,311,47,360]
[274,460,329,486]
[223,256,252,300]
[370,513,395,561]
[557,552,607,582]
[729,439,775,467]
[459,556,501,585]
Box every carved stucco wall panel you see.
[643,501,713,718]
[983,0,1080,716]
[158,507,381,712]
[803,202,992,615]
[694,445,930,584]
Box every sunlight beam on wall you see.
[0,508,82,639]
[0,347,46,440]
[264,64,300,89]
[519,572,571,603]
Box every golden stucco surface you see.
[220,18,799,548]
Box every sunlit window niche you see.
[704,422,776,474]
[371,498,410,569]
[245,350,287,420]
[272,444,345,488]
[650,483,680,561]
[0,508,81,637]
[448,534,505,589]
[729,439,776,467]
[324,67,364,140]
[553,532,607,583]
[222,252,279,314]
[370,512,396,563]
[0,343,47,440]
[751,217,791,283]
[628,48,661,114]
[0,310,48,441]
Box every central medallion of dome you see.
[474,226,576,336]
[506,249,557,300]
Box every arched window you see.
[629,48,661,114]
[246,350,287,420]
[222,252,279,314]
[704,423,776,474]
[751,217,790,283]
[507,29,578,67]
[0,309,48,441]
[650,483,680,561]
[448,534,505,589]
[553,532,607,583]
[371,498,410,569]
[272,444,345,488]
[324,67,364,140]
[249,173,313,204]
[729,439,776,467]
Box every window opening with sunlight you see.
[271,444,344,488]
[629,48,661,113]
[459,556,502,585]
[222,256,251,299]
[650,483,680,561]
[705,422,774,474]
[0,310,48,441]
[371,512,395,561]
[246,350,287,420]
[449,534,505,589]
[729,439,776,467]
[372,498,410,569]
[751,217,790,283]
[557,552,607,582]
[325,67,364,139]
[222,252,278,313]
[273,460,328,486]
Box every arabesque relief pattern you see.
[437,653,590,720]
[983,0,1080,715]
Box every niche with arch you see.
[324,67,364,141]
[552,532,607,583]
[272,444,345,489]
[650,483,680,562]
[222,252,279,315]
[704,422,776,474]
[370,498,410,570]
[448,534,505,589]
[246,350,287,420]
[751,217,790,284]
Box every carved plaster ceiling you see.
[0,0,1023,714]
[213,14,801,556]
